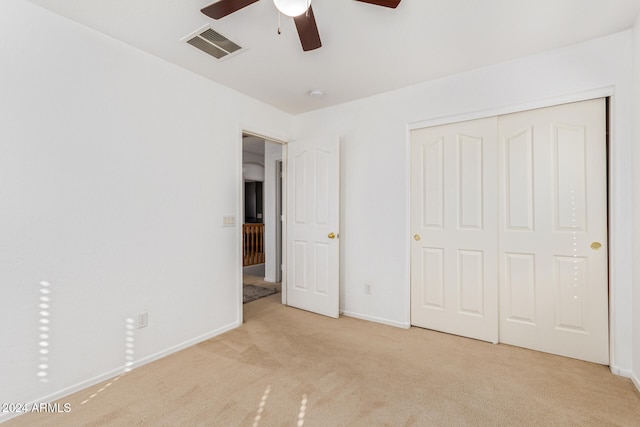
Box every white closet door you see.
[498,99,608,364]
[410,117,499,343]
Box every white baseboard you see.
[632,373,640,392]
[341,310,410,329]
[610,365,640,392]
[0,320,240,425]
[610,365,632,377]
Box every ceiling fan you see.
[200,0,402,52]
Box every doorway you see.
[239,132,340,318]
[242,134,284,303]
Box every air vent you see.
[183,26,243,60]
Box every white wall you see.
[2,3,638,419]
[264,142,284,283]
[632,13,640,390]
[294,30,636,373]
[0,0,291,421]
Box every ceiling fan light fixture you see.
[273,0,311,17]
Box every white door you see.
[410,117,499,343]
[286,137,340,318]
[498,99,608,364]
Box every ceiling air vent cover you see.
[183,26,243,60]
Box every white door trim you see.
[405,87,619,370]
[407,86,614,131]
[275,160,284,283]
[281,144,288,305]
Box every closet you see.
[410,98,608,364]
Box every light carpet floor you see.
[7,291,640,426]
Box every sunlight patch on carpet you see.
[252,385,271,427]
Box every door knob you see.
[328,232,336,239]
[591,242,602,250]
[414,234,421,241]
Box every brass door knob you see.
[591,242,602,250]
[414,234,421,241]
[328,232,336,239]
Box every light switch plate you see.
[222,215,236,227]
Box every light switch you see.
[222,215,236,227]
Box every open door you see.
[286,136,340,318]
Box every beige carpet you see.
[7,289,640,426]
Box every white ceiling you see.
[26,0,640,114]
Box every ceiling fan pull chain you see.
[277,11,282,34]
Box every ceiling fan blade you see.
[354,0,401,8]
[201,0,260,19]
[293,6,322,52]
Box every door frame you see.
[275,160,284,283]
[238,128,288,325]
[406,86,617,366]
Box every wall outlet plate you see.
[365,282,373,295]
[136,312,148,329]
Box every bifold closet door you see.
[498,99,609,364]
[410,117,499,343]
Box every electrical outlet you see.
[365,282,373,295]
[136,312,148,329]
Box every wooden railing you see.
[243,223,265,266]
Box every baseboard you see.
[134,320,240,368]
[610,365,632,378]
[632,373,640,392]
[341,310,410,329]
[0,320,240,425]
[610,365,640,392]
